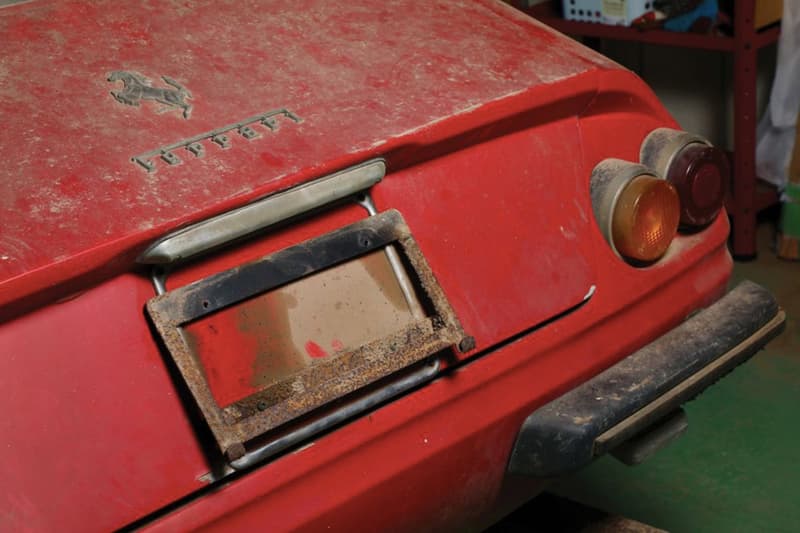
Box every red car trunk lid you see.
[0,0,610,310]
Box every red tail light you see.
[664,143,728,226]
[640,128,729,227]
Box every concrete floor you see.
[544,218,800,532]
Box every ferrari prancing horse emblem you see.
[107,71,193,119]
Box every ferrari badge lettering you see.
[130,109,302,173]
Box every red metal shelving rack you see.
[521,0,781,258]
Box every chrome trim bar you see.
[229,357,440,471]
[137,159,386,265]
[357,194,426,321]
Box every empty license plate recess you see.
[146,210,465,462]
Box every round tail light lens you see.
[640,128,728,227]
[665,143,728,226]
[590,159,681,264]
[612,176,681,262]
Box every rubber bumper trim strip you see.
[507,280,786,478]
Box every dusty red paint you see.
[0,0,736,532]
[0,229,733,532]
[305,341,329,359]
[331,339,345,352]
[0,0,616,313]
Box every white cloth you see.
[756,1,800,191]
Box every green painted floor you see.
[547,220,800,532]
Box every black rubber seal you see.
[508,281,784,478]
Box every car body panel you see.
[0,1,757,532]
[0,0,613,311]
[147,229,734,533]
[0,209,733,532]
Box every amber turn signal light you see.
[612,176,680,262]
[590,159,680,264]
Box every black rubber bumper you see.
[508,281,785,478]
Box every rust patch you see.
[146,210,465,461]
[184,249,418,408]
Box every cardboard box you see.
[755,0,782,30]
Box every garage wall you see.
[595,40,777,150]
[520,0,778,149]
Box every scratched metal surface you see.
[0,0,611,308]
[183,250,416,409]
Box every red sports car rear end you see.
[0,1,783,531]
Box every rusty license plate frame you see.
[146,209,465,461]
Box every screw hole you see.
[202,300,210,309]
